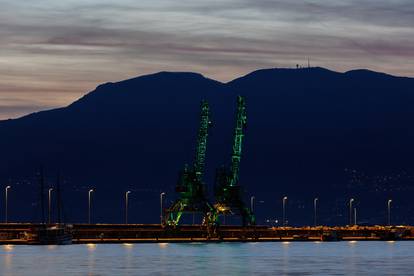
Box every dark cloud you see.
[0,0,413,119]
[222,0,414,28]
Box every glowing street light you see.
[88,189,94,224]
[282,196,288,226]
[314,198,318,226]
[125,191,131,224]
[160,192,166,225]
[48,188,53,224]
[5,186,11,223]
[387,199,392,226]
[349,198,354,226]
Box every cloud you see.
[0,0,413,119]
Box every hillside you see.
[1,67,414,225]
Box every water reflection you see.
[158,243,168,248]
[0,242,413,275]
[86,243,97,251]
[3,245,14,252]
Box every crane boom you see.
[229,95,247,187]
[193,100,211,181]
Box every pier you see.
[0,223,413,244]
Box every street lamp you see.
[88,189,94,224]
[125,191,131,224]
[48,188,53,224]
[250,196,255,213]
[354,207,357,225]
[282,196,288,226]
[387,199,392,226]
[349,198,354,226]
[5,186,11,223]
[314,197,318,226]
[160,192,166,225]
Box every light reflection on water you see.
[0,241,413,275]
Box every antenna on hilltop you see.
[308,58,310,68]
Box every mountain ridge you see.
[1,66,414,225]
[2,66,413,124]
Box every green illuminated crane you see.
[229,95,247,187]
[165,100,216,226]
[214,95,255,226]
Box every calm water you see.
[1,241,413,275]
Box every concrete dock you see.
[0,223,413,244]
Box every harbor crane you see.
[164,100,216,226]
[214,95,255,226]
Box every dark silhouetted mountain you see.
[1,67,414,226]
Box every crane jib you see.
[230,96,247,187]
[193,100,211,181]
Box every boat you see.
[23,224,73,245]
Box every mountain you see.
[1,67,414,226]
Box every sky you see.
[0,0,413,119]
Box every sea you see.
[1,241,413,275]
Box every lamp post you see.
[125,191,131,224]
[354,207,357,225]
[48,188,53,224]
[314,197,318,226]
[282,196,288,226]
[88,189,94,224]
[387,199,392,226]
[160,192,166,225]
[5,186,11,223]
[349,198,354,226]
[250,196,255,213]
